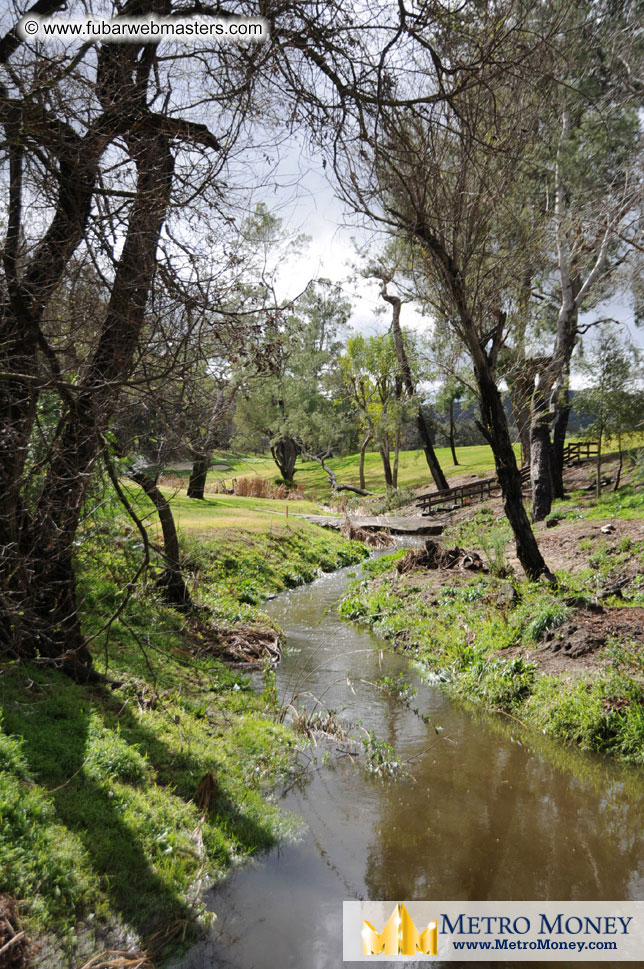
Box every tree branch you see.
[302,449,377,496]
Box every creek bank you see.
[0,514,366,969]
[339,525,644,762]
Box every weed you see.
[0,503,365,961]
[525,602,570,642]
[360,730,407,778]
[375,673,417,703]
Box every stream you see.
[175,547,644,968]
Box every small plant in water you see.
[260,661,278,708]
[360,729,407,778]
[376,673,417,703]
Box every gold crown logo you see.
[362,903,438,956]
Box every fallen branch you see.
[0,931,26,959]
[302,449,377,496]
[0,893,29,969]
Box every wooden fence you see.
[562,441,599,463]
[417,441,598,516]
[417,467,530,515]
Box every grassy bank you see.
[0,499,366,966]
[338,489,644,764]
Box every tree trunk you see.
[380,282,448,490]
[530,390,554,522]
[187,385,240,500]
[412,219,549,579]
[359,434,371,491]
[550,391,571,500]
[550,385,571,501]
[187,454,210,500]
[2,123,174,670]
[393,429,401,488]
[614,435,623,492]
[130,469,191,609]
[508,358,547,469]
[449,399,459,466]
[380,445,394,488]
[476,362,551,580]
[270,436,299,487]
[596,431,603,499]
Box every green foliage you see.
[575,327,643,496]
[360,730,407,778]
[0,728,100,934]
[338,544,644,760]
[0,505,365,958]
[525,602,570,642]
[84,723,152,785]
[360,549,407,575]
[183,527,366,616]
[234,278,355,464]
[338,331,417,468]
[459,656,537,710]
[369,486,416,514]
[529,674,644,762]
[375,673,417,703]
[447,509,512,577]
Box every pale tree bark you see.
[530,109,613,520]
[509,356,548,468]
[302,449,376,496]
[392,427,401,488]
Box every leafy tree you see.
[526,30,643,519]
[339,332,415,489]
[2,0,450,673]
[234,280,352,486]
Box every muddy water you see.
[176,552,644,969]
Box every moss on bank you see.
[339,542,644,764]
[0,511,366,966]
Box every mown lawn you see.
[164,444,520,501]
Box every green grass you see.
[534,485,644,523]
[122,484,327,535]
[0,498,366,964]
[163,444,517,502]
[338,539,644,763]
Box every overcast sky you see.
[254,137,642,390]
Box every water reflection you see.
[173,554,644,969]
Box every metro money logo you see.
[362,902,438,956]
